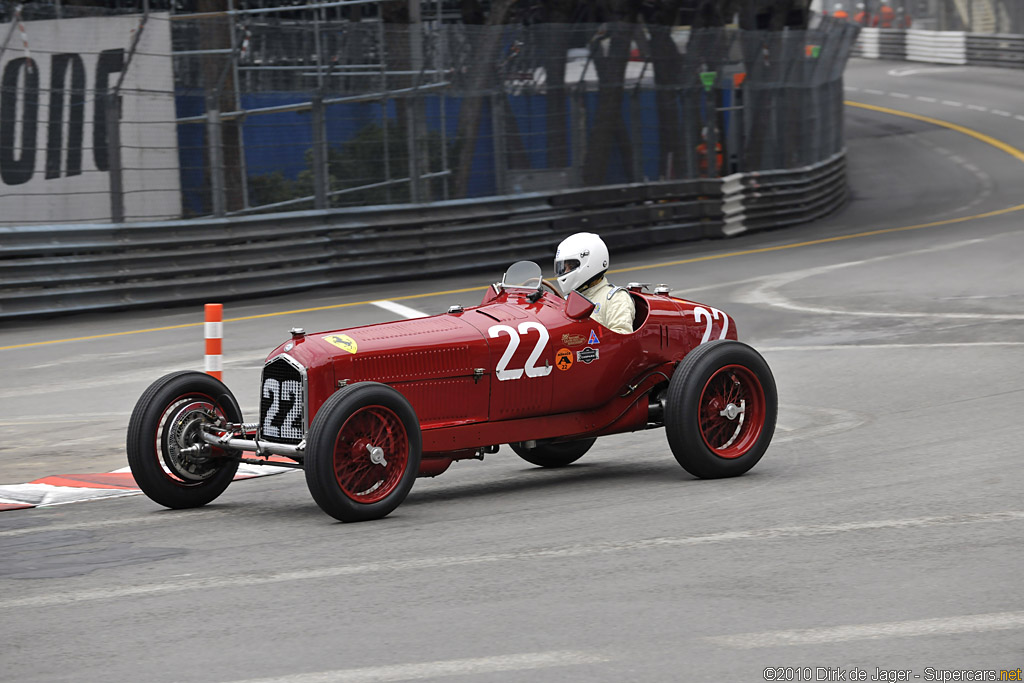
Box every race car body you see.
[128,261,776,522]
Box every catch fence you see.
[0,4,859,225]
[820,0,1024,34]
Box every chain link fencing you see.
[0,4,859,225]
[819,0,1024,33]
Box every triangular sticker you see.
[588,329,600,345]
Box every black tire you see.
[304,382,422,522]
[665,340,777,479]
[510,438,596,468]
[126,371,242,509]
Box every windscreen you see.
[501,261,543,290]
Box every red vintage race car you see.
[127,261,777,522]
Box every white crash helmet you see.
[554,232,610,294]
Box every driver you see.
[554,232,635,335]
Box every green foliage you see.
[247,120,447,210]
[248,171,306,209]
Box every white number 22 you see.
[694,307,729,344]
[488,322,552,381]
[262,378,303,439]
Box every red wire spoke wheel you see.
[697,365,767,459]
[332,406,409,503]
[665,341,777,479]
[127,371,242,509]
[305,382,422,522]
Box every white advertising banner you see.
[0,13,180,225]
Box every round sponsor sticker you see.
[555,347,574,371]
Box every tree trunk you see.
[381,2,413,201]
[646,8,685,179]
[539,1,576,169]
[582,20,635,186]
[198,0,245,212]
[452,0,519,198]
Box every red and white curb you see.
[0,461,294,512]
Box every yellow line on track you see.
[4,100,1024,353]
[845,100,1024,164]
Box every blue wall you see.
[175,87,738,214]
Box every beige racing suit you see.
[578,277,636,335]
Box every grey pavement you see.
[1,59,1022,682]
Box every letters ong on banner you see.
[0,14,180,224]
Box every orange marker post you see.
[204,303,223,381]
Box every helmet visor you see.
[554,258,580,277]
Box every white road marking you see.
[864,88,885,95]
[3,511,1021,609]
[0,464,291,507]
[0,483,140,507]
[220,651,610,683]
[942,100,963,107]
[769,405,865,444]
[1016,115,1024,122]
[371,300,430,319]
[992,110,1011,117]
[0,411,130,426]
[737,238,1024,321]
[0,509,228,537]
[887,66,968,77]
[706,611,1024,648]
[746,294,1024,321]
[888,92,910,99]
[760,342,1024,351]
[916,96,937,103]
[844,85,859,92]
[966,104,988,112]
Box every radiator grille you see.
[259,356,306,444]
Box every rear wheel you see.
[126,371,242,509]
[665,341,777,478]
[304,383,422,522]
[510,438,596,468]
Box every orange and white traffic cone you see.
[204,303,223,381]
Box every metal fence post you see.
[407,1,425,203]
[311,94,328,210]
[570,86,587,187]
[207,96,226,217]
[406,99,421,203]
[490,92,508,195]
[105,92,125,223]
[630,89,644,182]
[227,0,250,210]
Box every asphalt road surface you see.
[1,59,1022,682]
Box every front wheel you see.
[665,340,777,479]
[510,438,596,468]
[304,382,422,522]
[126,371,242,509]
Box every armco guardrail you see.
[854,28,1023,68]
[906,30,967,64]
[966,33,1024,68]
[721,152,847,237]
[856,28,906,60]
[0,152,847,320]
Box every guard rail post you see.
[105,92,125,223]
